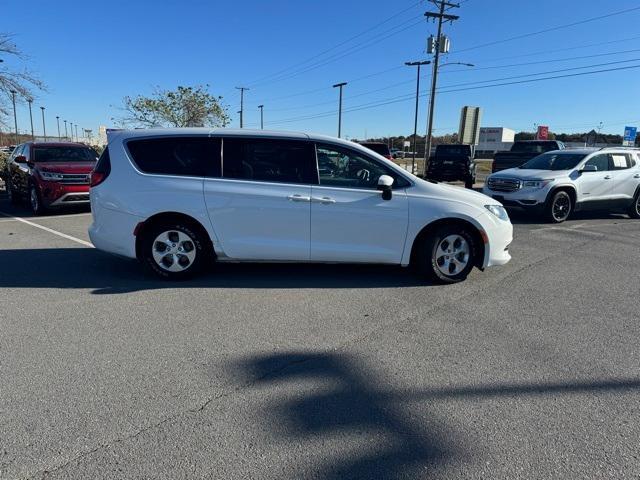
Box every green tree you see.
[0,33,46,131]
[120,85,230,128]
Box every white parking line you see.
[0,211,94,247]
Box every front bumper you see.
[39,181,90,207]
[476,211,513,268]
[482,185,550,214]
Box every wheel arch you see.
[408,217,486,269]
[134,211,215,261]
[546,184,577,206]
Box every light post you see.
[63,120,68,140]
[424,62,473,168]
[40,106,46,141]
[27,98,35,140]
[69,122,73,141]
[75,124,78,142]
[258,104,264,129]
[56,116,61,140]
[405,60,430,174]
[332,82,347,138]
[10,90,18,144]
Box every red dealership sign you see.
[536,125,549,140]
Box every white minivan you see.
[89,129,512,283]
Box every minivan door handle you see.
[311,196,336,204]
[286,194,311,202]
[604,175,612,180]
[633,174,640,178]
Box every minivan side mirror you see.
[581,164,597,172]
[14,155,27,164]
[377,174,394,200]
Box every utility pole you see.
[40,106,47,141]
[258,105,264,129]
[235,87,248,128]
[424,1,459,172]
[27,99,35,140]
[10,90,18,144]
[56,116,61,140]
[333,82,347,138]
[405,60,430,174]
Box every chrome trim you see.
[50,192,90,206]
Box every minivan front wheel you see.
[416,225,476,283]
[141,223,208,279]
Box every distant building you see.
[477,127,515,154]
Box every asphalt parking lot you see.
[1,190,639,479]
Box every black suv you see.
[426,144,476,189]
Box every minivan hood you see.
[412,177,496,206]
[35,161,96,174]
[490,168,566,180]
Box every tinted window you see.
[127,137,220,177]
[512,142,558,153]
[435,145,471,156]
[584,154,610,172]
[520,152,586,171]
[360,143,391,156]
[33,145,97,163]
[223,138,316,184]
[316,143,409,189]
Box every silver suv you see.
[483,147,640,222]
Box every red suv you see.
[5,142,98,214]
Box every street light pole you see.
[405,60,430,174]
[27,99,35,140]
[70,122,73,141]
[10,90,18,144]
[40,106,46,141]
[258,105,264,129]
[56,116,61,140]
[332,82,347,138]
[235,87,248,128]
[63,120,68,140]
[75,124,78,142]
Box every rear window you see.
[33,146,98,163]
[126,137,220,177]
[360,143,391,156]
[223,138,316,184]
[511,142,558,153]
[435,145,471,156]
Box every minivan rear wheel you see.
[416,225,476,283]
[141,222,208,279]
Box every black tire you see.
[545,190,572,223]
[140,221,210,280]
[464,177,475,189]
[629,190,640,219]
[6,178,21,205]
[29,184,47,215]
[415,225,476,284]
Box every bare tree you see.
[0,33,46,129]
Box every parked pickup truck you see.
[426,144,476,189]
[492,140,565,172]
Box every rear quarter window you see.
[126,136,221,177]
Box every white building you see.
[477,127,515,153]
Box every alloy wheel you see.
[552,193,571,222]
[30,187,39,213]
[151,230,197,273]
[435,234,470,277]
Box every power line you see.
[453,5,640,54]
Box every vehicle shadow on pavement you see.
[0,248,430,294]
[507,209,630,225]
[234,351,460,479]
[235,351,640,479]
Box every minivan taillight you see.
[91,147,111,188]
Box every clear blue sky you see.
[3,0,640,139]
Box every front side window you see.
[127,137,220,177]
[33,146,98,163]
[584,154,611,172]
[316,143,409,189]
[223,138,316,184]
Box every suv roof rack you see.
[597,145,640,151]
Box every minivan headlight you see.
[485,205,509,221]
[523,179,552,189]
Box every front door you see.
[204,137,316,261]
[310,143,409,264]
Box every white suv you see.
[484,148,640,223]
[89,129,512,282]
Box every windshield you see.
[360,143,391,156]
[33,146,98,163]
[520,152,586,171]
[512,142,557,153]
